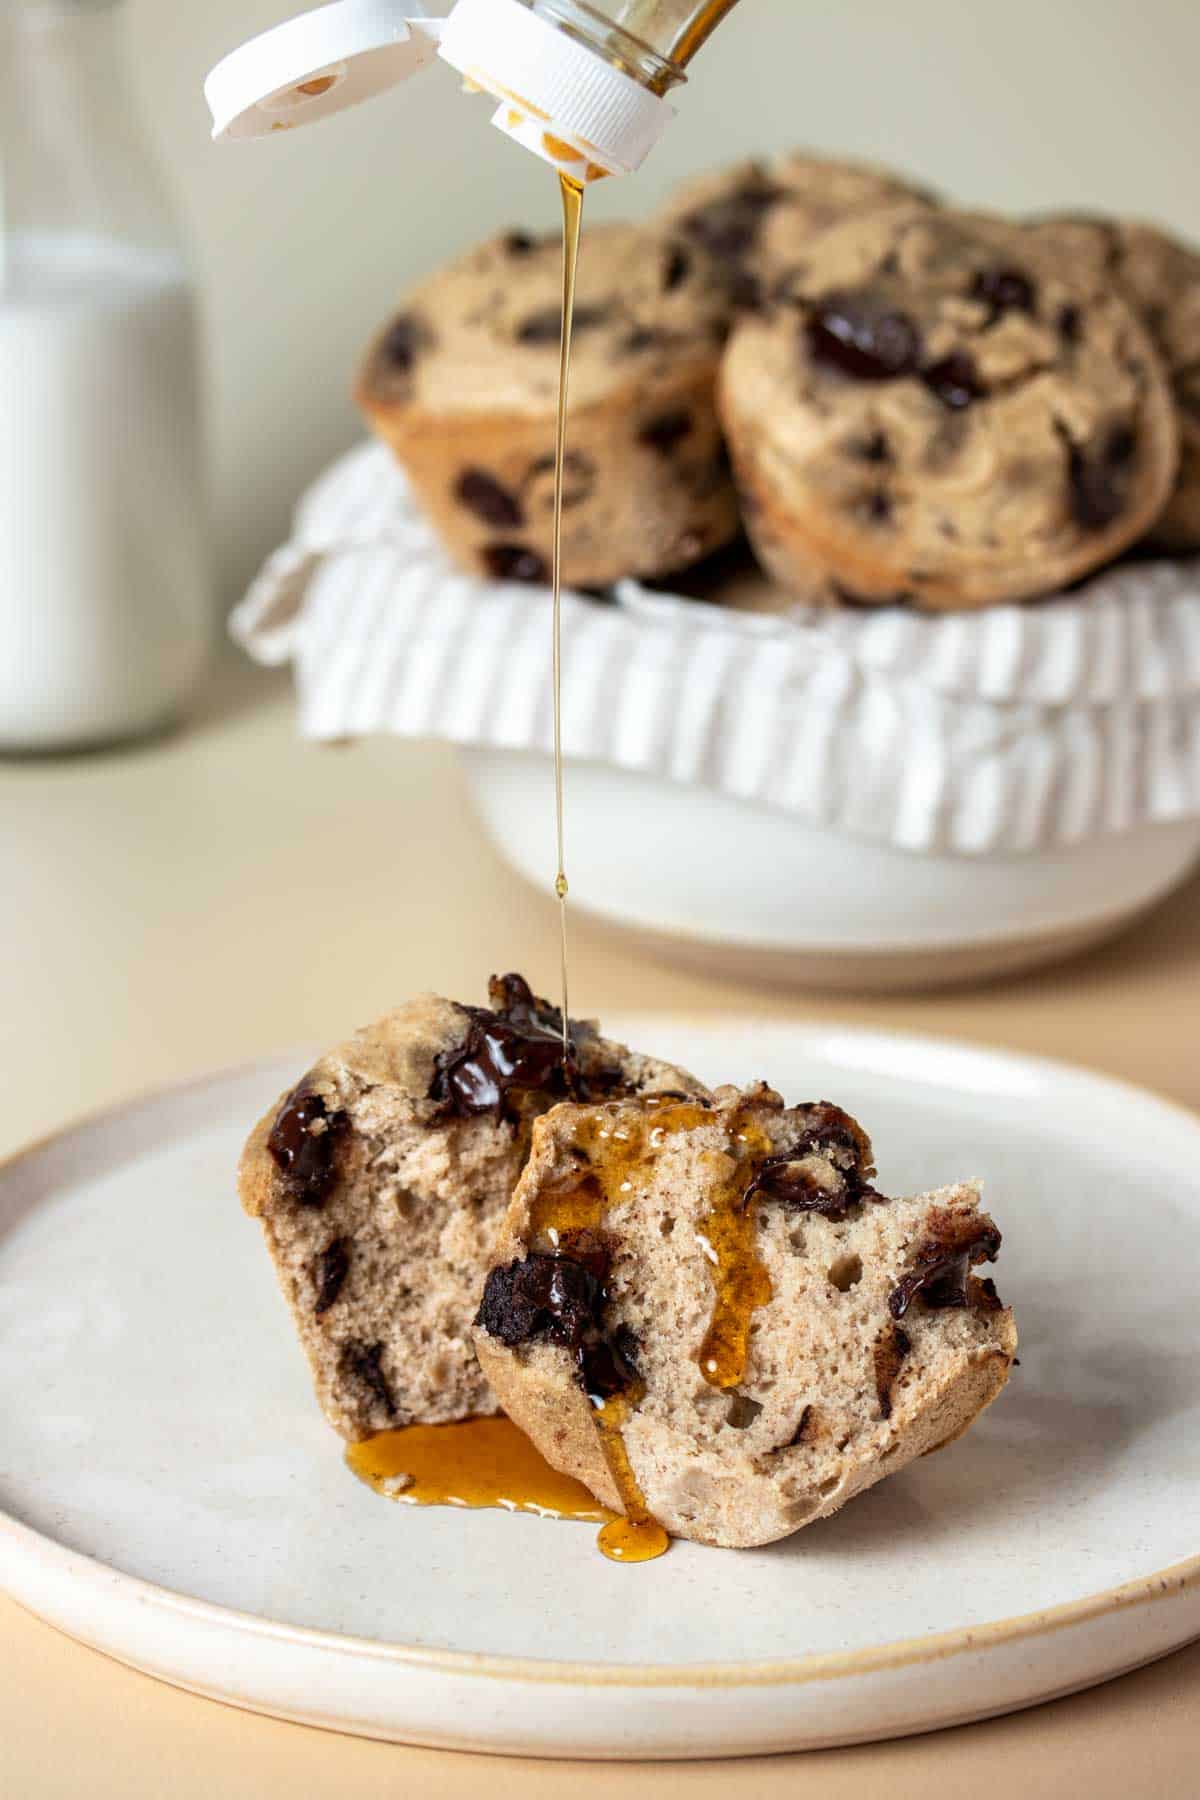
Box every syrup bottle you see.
[206,0,743,184]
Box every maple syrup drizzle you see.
[347,1416,609,1522]
[694,1116,775,1390]
[551,171,584,1059]
[526,1096,776,1559]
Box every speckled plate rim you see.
[1,1026,1198,1699]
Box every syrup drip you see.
[695,1116,775,1390]
[562,1097,775,1390]
[551,172,584,1061]
[524,1095,776,1560]
[347,1416,608,1522]
[347,1415,665,1563]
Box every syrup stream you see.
[552,172,584,1059]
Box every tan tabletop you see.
[1,654,1198,1798]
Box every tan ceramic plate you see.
[0,1023,1197,1758]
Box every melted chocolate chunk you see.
[456,469,524,529]
[1065,423,1139,530]
[379,313,427,373]
[343,1342,396,1417]
[873,1321,912,1419]
[314,1239,350,1316]
[503,230,538,255]
[482,544,549,584]
[888,1214,1002,1319]
[971,265,1037,319]
[809,290,923,382]
[861,488,893,524]
[267,1087,347,1207]
[516,302,607,345]
[477,1249,640,1403]
[923,350,985,411]
[577,1334,639,1404]
[430,973,598,1122]
[638,409,694,454]
[744,1103,879,1220]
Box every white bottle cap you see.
[204,0,673,178]
[204,0,442,142]
[438,0,675,179]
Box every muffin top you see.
[720,205,1179,606]
[1025,213,1200,546]
[357,222,732,421]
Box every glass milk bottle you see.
[0,0,211,752]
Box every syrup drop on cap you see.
[438,0,676,177]
[204,0,443,142]
[205,0,674,178]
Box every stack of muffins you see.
[356,152,1200,613]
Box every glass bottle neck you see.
[520,0,741,94]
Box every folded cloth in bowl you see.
[231,442,1200,858]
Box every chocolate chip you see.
[971,265,1037,318]
[680,177,782,262]
[1057,303,1082,345]
[503,230,538,255]
[1064,423,1139,530]
[923,350,984,411]
[343,1342,396,1417]
[873,1321,911,1419]
[476,1252,604,1349]
[861,489,893,524]
[314,1239,349,1316]
[663,244,690,291]
[482,544,549,584]
[889,1212,1002,1319]
[808,290,923,381]
[516,302,606,345]
[267,1087,347,1207]
[456,468,524,529]
[849,430,893,465]
[379,313,427,372]
[525,448,596,510]
[638,409,693,454]
[623,325,677,354]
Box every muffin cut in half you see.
[474,1085,1016,1549]
[238,977,704,1441]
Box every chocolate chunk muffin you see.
[475,1086,1016,1549]
[356,223,740,590]
[719,206,1179,609]
[658,150,937,310]
[238,977,704,1441]
[1025,215,1200,551]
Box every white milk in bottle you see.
[0,233,209,748]
[0,0,210,751]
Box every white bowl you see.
[462,747,1200,991]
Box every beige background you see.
[122,0,1200,610]
[1,658,1198,1792]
